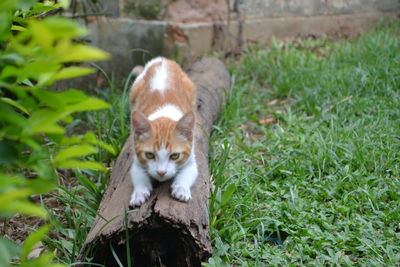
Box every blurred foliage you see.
[0,0,112,266]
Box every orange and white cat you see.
[129,57,198,206]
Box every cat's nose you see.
[157,170,166,177]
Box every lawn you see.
[206,22,400,266]
[9,21,399,266]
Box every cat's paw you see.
[130,188,151,206]
[171,184,192,202]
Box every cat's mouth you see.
[151,174,173,182]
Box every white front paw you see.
[171,185,192,202]
[130,188,151,206]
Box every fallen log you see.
[79,57,231,267]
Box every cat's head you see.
[131,110,194,181]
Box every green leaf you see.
[11,25,26,32]
[25,109,65,135]
[26,179,57,195]
[0,65,20,80]
[32,123,65,135]
[60,115,73,123]
[21,78,34,86]
[0,140,19,167]
[66,98,110,113]
[83,132,116,155]
[96,141,117,155]
[22,61,61,84]
[76,174,100,198]
[52,67,95,81]
[42,16,87,38]
[59,132,116,154]
[29,20,54,51]
[21,225,51,262]
[27,4,58,17]
[83,131,97,141]
[220,184,236,206]
[58,89,88,104]
[54,144,97,163]
[0,173,25,187]
[0,103,27,127]
[56,160,106,171]
[0,53,24,65]
[0,188,30,204]
[59,44,110,62]
[32,162,58,183]
[0,97,30,115]
[33,90,64,109]
[0,190,47,218]
[0,17,11,43]
[0,0,17,12]
[4,201,47,219]
[59,135,83,146]
[0,237,21,266]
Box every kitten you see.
[129,57,199,206]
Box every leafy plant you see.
[0,0,112,266]
[42,70,133,264]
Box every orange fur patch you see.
[130,58,197,164]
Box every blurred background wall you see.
[66,0,399,83]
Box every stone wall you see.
[239,0,398,18]
[116,0,399,21]
[81,0,399,81]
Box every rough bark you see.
[79,57,231,267]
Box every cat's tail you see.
[129,65,144,104]
[131,65,144,77]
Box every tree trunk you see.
[79,57,231,267]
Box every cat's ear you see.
[131,110,151,140]
[175,112,194,141]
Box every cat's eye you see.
[145,152,155,159]
[170,153,180,160]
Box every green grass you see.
[44,22,400,266]
[207,22,400,266]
